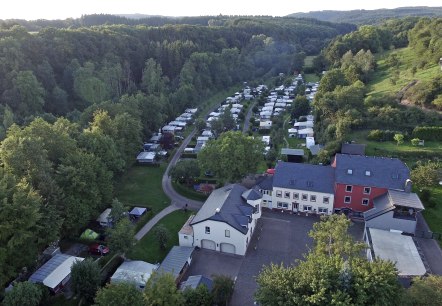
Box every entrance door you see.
[201,239,216,250]
[220,243,236,254]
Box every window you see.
[277,202,289,209]
[184,235,188,239]
[310,195,316,202]
[344,196,351,203]
[284,191,290,198]
[347,169,353,175]
[365,170,371,176]
[302,194,308,201]
[318,207,328,214]
[362,198,369,206]
[323,197,330,204]
[276,190,282,198]
[225,229,230,237]
[303,205,312,211]
[205,226,210,234]
[293,193,299,200]
[363,187,371,195]
[346,185,353,192]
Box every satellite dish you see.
[215,208,220,213]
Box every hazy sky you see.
[1,0,441,20]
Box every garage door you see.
[220,243,236,254]
[201,239,216,250]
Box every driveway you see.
[231,211,319,306]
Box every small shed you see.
[157,246,194,283]
[29,254,84,293]
[111,260,158,290]
[96,208,112,227]
[180,275,213,291]
[179,215,195,247]
[130,207,147,218]
[137,152,156,164]
[281,148,304,163]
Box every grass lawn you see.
[172,181,209,201]
[116,164,170,214]
[127,210,194,263]
[304,55,315,68]
[348,130,442,164]
[368,47,440,98]
[422,187,442,244]
[304,73,320,83]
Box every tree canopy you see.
[198,131,264,182]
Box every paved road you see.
[242,101,256,133]
[415,212,442,275]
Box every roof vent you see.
[391,173,399,179]
[365,170,371,176]
[307,181,313,187]
[215,208,220,213]
[289,179,295,185]
[347,169,353,175]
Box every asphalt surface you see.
[242,101,257,133]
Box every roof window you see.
[365,170,371,176]
[347,169,353,175]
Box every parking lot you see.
[184,210,365,306]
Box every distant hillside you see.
[288,6,442,24]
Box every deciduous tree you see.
[71,258,101,303]
[144,272,184,306]
[198,131,264,182]
[2,281,43,306]
[95,282,145,306]
[107,218,135,255]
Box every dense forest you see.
[288,6,442,25]
[0,16,354,288]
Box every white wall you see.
[192,207,260,256]
[272,186,334,215]
[179,233,193,247]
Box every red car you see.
[89,244,110,256]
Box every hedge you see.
[412,126,442,141]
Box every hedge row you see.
[367,129,403,142]
[412,126,442,141]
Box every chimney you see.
[405,179,412,193]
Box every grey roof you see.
[341,143,366,155]
[191,185,255,234]
[158,246,194,279]
[273,162,335,194]
[388,190,424,210]
[111,261,157,286]
[242,189,262,201]
[281,148,304,156]
[180,275,213,291]
[255,175,273,191]
[334,154,409,190]
[364,190,424,220]
[364,193,394,220]
[29,254,72,284]
[309,144,323,156]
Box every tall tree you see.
[71,258,101,303]
[406,275,442,306]
[212,275,235,306]
[144,272,184,306]
[94,282,145,306]
[0,170,45,288]
[198,131,264,182]
[170,159,201,186]
[2,281,43,306]
[141,58,167,95]
[255,215,402,306]
[183,285,213,306]
[106,218,135,255]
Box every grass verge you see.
[171,181,208,201]
[422,187,442,235]
[127,210,194,263]
[115,164,169,214]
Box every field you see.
[368,47,440,98]
[116,164,170,214]
[127,210,194,263]
[422,187,442,236]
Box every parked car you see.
[89,244,110,256]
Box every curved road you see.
[242,101,256,133]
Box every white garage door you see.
[220,243,236,254]
[201,239,216,250]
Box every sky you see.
[1,0,441,20]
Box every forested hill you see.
[0,14,355,32]
[288,6,442,25]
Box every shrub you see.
[411,138,420,146]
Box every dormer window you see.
[347,169,353,175]
[365,170,371,176]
